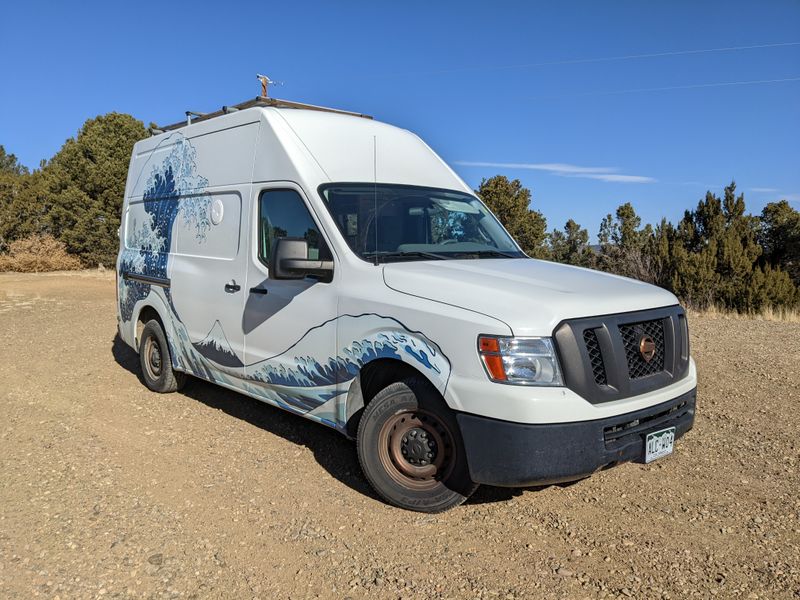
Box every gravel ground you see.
[0,271,798,599]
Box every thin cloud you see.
[454,161,656,183]
[783,193,800,203]
[750,187,779,193]
[456,161,614,174]
[575,173,657,183]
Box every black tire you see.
[357,376,478,512]
[138,319,186,393]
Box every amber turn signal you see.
[478,336,500,353]
[478,335,507,381]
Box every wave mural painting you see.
[249,314,448,390]
[237,313,450,427]
[118,134,212,323]
[116,135,451,432]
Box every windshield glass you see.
[319,184,525,262]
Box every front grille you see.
[619,319,665,379]
[553,305,689,404]
[583,328,607,385]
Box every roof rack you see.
[155,96,373,132]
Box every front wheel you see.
[357,377,478,512]
[139,319,186,393]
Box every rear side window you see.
[258,189,328,264]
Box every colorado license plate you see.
[645,427,676,463]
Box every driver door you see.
[243,184,339,416]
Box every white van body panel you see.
[117,106,697,435]
[447,357,697,423]
[273,110,471,192]
[382,259,680,336]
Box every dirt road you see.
[0,271,798,599]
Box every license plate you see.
[645,427,676,463]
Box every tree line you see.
[0,113,147,267]
[1,113,798,312]
[478,176,799,311]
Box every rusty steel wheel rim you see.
[378,409,455,490]
[143,336,163,380]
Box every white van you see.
[117,97,696,512]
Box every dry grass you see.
[0,235,82,273]
[690,304,800,323]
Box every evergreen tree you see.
[0,169,50,248]
[715,183,763,309]
[475,176,548,258]
[549,219,593,266]
[0,145,29,176]
[2,115,146,265]
[597,202,655,282]
[668,183,797,310]
[647,218,676,289]
[670,213,719,308]
[41,113,147,265]
[0,146,32,252]
[760,200,800,285]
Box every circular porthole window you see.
[209,198,224,225]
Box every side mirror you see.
[269,238,333,280]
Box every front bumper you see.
[457,387,696,487]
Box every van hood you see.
[382,259,679,336]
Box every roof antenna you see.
[373,135,378,266]
[256,74,283,98]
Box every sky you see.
[1,1,798,239]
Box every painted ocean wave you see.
[251,331,442,388]
[119,135,212,323]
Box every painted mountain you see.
[192,320,244,368]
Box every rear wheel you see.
[357,376,478,512]
[139,319,186,393]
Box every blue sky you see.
[1,1,798,238]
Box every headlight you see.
[478,335,563,386]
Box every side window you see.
[258,189,328,264]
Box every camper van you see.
[116,97,696,512]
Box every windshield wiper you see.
[460,249,521,259]
[364,250,450,263]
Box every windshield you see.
[319,184,525,262]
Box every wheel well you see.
[135,305,163,349]
[345,358,429,438]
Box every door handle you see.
[224,280,241,293]
[249,287,268,295]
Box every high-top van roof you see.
[275,108,467,189]
[128,106,471,198]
